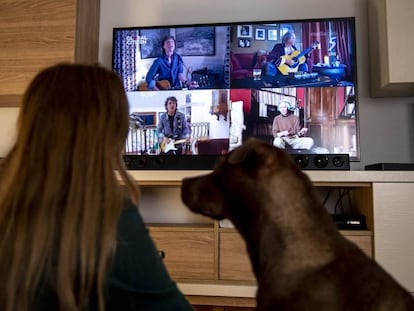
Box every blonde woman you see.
[0,63,193,311]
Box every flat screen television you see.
[112,17,359,170]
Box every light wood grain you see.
[188,295,255,308]
[126,170,414,185]
[219,230,372,282]
[0,0,76,96]
[373,182,414,292]
[0,0,100,107]
[345,233,373,257]
[149,228,216,280]
[219,232,255,281]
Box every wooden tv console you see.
[126,170,414,310]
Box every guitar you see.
[138,80,171,91]
[138,79,199,91]
[277,41,319,75]
[160,138,188,153]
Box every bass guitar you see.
[278,41,319,75]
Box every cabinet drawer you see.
[150,228,215,280]
[219,232,255,281]
[219,230,372,282]
[343,231,372,258]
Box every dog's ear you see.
[227,139,276,170]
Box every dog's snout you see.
[181,177,200,206]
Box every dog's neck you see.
[230,194,340,292]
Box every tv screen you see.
[112,17,359,170]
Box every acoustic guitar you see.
[138,80,171,91]
[277,41,319,75]
[138,79,199,91]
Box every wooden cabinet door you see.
[219,231,255,282]
[373,182,414,292]
[150,228,216,281]
[343,231,372,257]
[219,230,372,282]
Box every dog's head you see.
[181,138,312,222]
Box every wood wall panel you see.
[0,0,76,96]
[0,0,100,106]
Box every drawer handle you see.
[158,250,165,259]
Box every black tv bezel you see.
[113,16,359,170]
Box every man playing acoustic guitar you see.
[157,96,191,154]
[144,36,197,91]
[267,31,317,75]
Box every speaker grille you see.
[124,153,350,170]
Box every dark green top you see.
[105,201,193,310]
[34,201,193,310]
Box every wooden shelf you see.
[126,170,414,185]
[149,223,214,230]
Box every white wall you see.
[98,0,414,170]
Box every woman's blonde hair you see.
[0,63,138,311]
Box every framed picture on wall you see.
[238,38,251,48]
[237,25,252,38]
[139,28,170,59]
[255,28,265,40]
[131,112,157,126]
[268,29,278,41]
[175,27,215,56]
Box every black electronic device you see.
[292,153,350,170]
[124,154,219,170]
[114,17,359,170]
[331,214,367,230]
[365,163,414,171]
[124,153,350,170]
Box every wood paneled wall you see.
[0,0,100,107]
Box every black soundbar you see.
[124,153,350,170]
[124,155,218,170]
[291,153,350,170]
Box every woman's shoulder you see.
[117,200,147,237]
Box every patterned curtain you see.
[302,20,353,80]
[223,26,231,89]
[113,29,139,91]
[332,21,353,80]
[301,21,329,72]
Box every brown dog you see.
[181,138,414,311]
